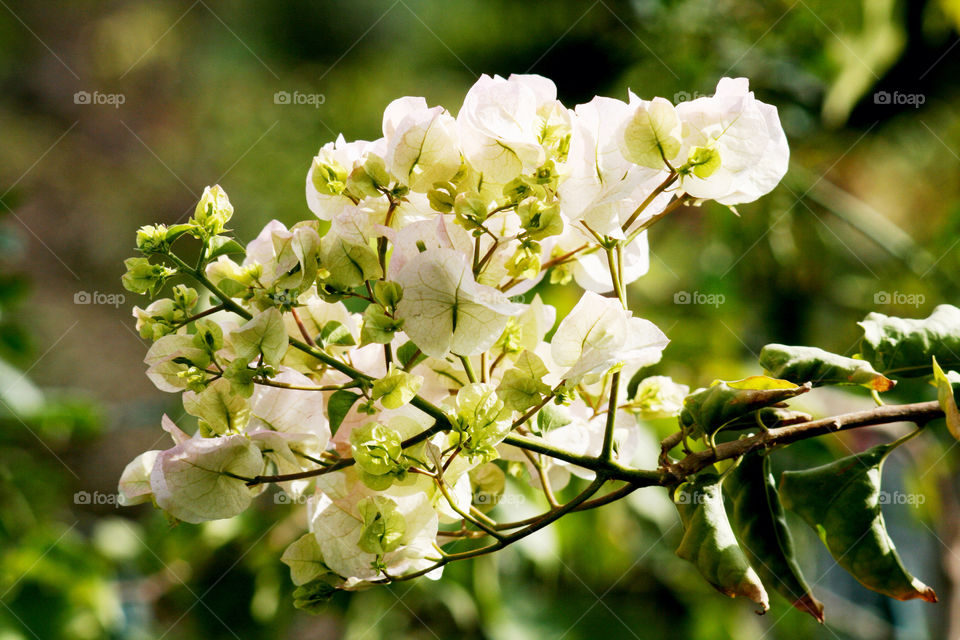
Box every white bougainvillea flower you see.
[306,135,375,220]
[242,219,322,291]
[457,74,553,184]
[674,77,788,205]
[561,96,672,237]
[382,97,461,192]
[551,291,668,384]
[308,471,440,583]
[144,334,210,392]
[150,434,263,523]
[395,248,524,359]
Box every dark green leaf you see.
[760,344,894,391]
[674,472,769,612]
[327,390,361,436]
[206,235,245,260]
[292,578,338,613]
[724,450,824,622]
[779,444,937,603]
[318,320,356,348]
[680,376,812,440]
[859,304,960,378]
[397,341,426,370]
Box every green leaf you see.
[673,472,769,612]
[318,320,356,348]
[724,450,824,622]
[360,305,402,346]
[231,308,289,367]
[397,341,426,370]
[760,344,894,391]
[680,376,812,440]
[372,281,403,310]
[327,390,360,436]
[932,356,960,440]
[164,223,195,244]
[292,578,339,613]
[779,443,937,603]
[496,351,552,412]
[859,304,960,377]
[206,236,245,261]
[536,403,571,433]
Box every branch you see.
[664,400,943,480]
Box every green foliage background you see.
[2,0,960,637]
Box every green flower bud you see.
[502,176,545,204]
[371,366,423,410]
[684,145,721,179]
[427,183,456,213]
[136,224,169,254]
[453,192,488,230]
[311,156,348,197]
[192,185,234,234]
[345,164,381,200]
[121,257,176,296]
[505,243,541,280]
[192,317,224,353]
[357,496,406,555]
[517,197,563,240]
[350,422,404,477]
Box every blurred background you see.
[2,0,960,638]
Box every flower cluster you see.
[119,74,787,603]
